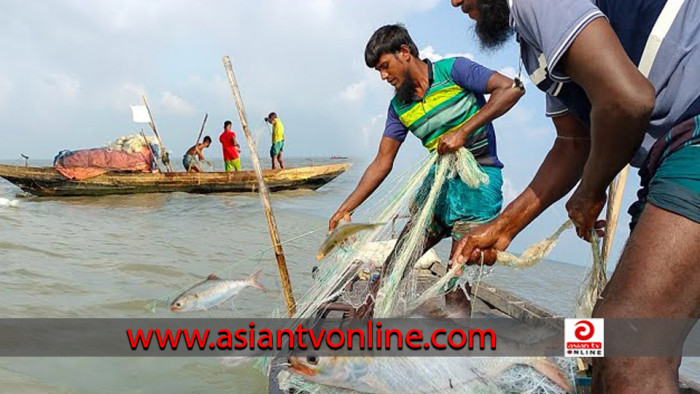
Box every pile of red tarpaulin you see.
[53,147,155,180]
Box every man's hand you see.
[437,132,466,155]
[329,210,352,232]
[566,186,607,241]
[451,219,514,269]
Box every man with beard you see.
[449,0,700,392]
[329,24,524,315]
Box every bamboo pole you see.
[601,165,630,268]
[195,113,209,146]
[222,55,297,316]
[188,113,209,172]
[142,95,173,172]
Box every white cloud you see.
[498,66,530,87]
[41,73,81,100]
[339,81,368,102]
[361,113,385,149]
[110,83,148,110]
[0,0,447,158]
[502,176,521,205]
[419,45,474,62]
[159,91,195,115]
[498,66,517,78]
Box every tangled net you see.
[255,148,588,393]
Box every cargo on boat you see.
[0,163,351,197]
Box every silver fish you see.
[317,223,385,261]
[0,198,19,207]
[288,356,573,393]
[169,269,264,312]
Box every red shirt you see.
[219,130,239,160]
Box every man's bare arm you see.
[438,73,524,154]
[453,113,591,264]
[561,18,655,238]
[329,137,401,230]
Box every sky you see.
[0,0,642,268]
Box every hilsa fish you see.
[317,223,385,261]
[288,356,573,393]
[0,198,19,207]
[169,269,265,312]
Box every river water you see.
[0,157,696,392]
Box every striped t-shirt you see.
[383,58,502,168]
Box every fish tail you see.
[247,269,265,291]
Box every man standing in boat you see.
[265,112,285,170]
[448,0,700,392]
[219,120,242,172]
[183,136,212,173]
[329,24,524,315]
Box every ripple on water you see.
[117,263,190,278]
[0,241,70,259]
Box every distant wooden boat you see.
[0,163,351,197]
[329,155,348,160]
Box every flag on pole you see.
[130,105,152,124]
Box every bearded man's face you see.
[451,0,515,50]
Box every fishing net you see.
[574,232,607,319]
[105,134,160,154]
[257,148,578,393]
[276,357,577,394]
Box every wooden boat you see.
[0,163,351,197]
[268,259,700,394]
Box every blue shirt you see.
[512,0,700,167]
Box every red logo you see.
[565,318,603,357]
[574,320,595,341]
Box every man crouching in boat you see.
[329,24,524,316]
[183,136,212,172]
[449,0,700,391]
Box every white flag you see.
[130,105,152,124]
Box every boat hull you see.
[0,163,351,197]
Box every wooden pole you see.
[142,95,173,172]
[188,113,209,172]
[195,113,209,146]
[140,130,162,173]
[222,56,297,316]
[601,165,630,268]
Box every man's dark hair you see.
[365,24,420,68]
[268,112,277,119]
[203,136,212,144]
[224,120,232,128]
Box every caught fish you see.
[170,269,265,312]
[0,198,19,207]
[317,223,385,261]
[288,356,573,393]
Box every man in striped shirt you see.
[329,24,524,315]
